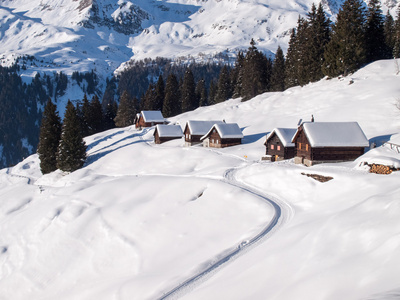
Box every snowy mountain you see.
[1,0,399,77]
[1,58,400,300]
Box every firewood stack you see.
[369,164,393,175]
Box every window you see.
[298,143,302,150]
[277,145,281,151]
[306,144,309,151]
[271,145,274,150]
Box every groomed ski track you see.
[135,127,294,300]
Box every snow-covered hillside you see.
[1,59,400,300]
[1,0,399,77]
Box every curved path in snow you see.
[155,166,293,300]
[115,127,293,299]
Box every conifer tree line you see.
[37,93,119,174]
[34,0,400,173]
[286,0,400,87]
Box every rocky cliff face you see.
[79,0,150,34]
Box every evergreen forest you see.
[2,0,400,170]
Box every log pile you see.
[369,164,394,175]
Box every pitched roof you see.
[387,133,400,146]
[294,122,369,147]
[201,123,243,140]
[266,128,297,147]
[141,111,165,123]
[155,124,183,137]
[185,120,224,135]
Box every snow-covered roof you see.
[141,111,165,123]
[155,125,183,138]
[186,120,224,135]
[201,123,243,140]
[295,122,369,147]
[387,133,400,146]
[266,128,297,147]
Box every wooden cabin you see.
[292,122,369,166]
[183,120,224,146]
[154,124,183,144]
[135,111,166,129]
[264,128,297,161]
[201,123,243,148]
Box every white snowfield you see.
[1,59,400,300]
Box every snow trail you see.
[156,165,293,300]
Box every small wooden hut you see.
[201,123,243,148]
[153,124,183,144]
[264,128,297,161]
[292,122,369,166]
[183,120,224,146]
[135,111,166,129]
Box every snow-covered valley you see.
[1,58,400,299]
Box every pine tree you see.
[162,74,181,117]
[88,95,103,135]
[270,46,286,92]
[384,10,395,57]
[181,68,196,112]
[103,100,117,130]
[154,75,165,111]
[208,80,217,105]
[285,28,300,89]
[215,65,232,103]
[114,90,137,127]
[307,3,331,82]
[79,94,91,137]
[57,101,86,172]
[37,98,62,174]
[393,7,400,58]
[195,78,208,107]
[365,0,386,63]
[241,39,270,101]
[141,83,156,111]
[232,51,244,98]
[323,0,366,77]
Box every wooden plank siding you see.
[183,126,202,145]
[207,129,241,148]
[154,131,181,144]
[135,116,164,129]
[265,132,295,160]
[295,129,312,160]
[293,126,366,166]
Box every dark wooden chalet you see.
[201,123,243,148]
[154,124,183,144]
[135,111,166,129]
[292,122,369,166]
[183,120,224,146]
[264,128,297,161]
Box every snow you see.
[387,133,400,146]
[155,124,183,137]
[1,59,400,300]
[299,122,370,147]
[201,123,244,140]
[267,128,297,147]
[3,0,398,80]
[185,120,224,136]
[141,110,165,123]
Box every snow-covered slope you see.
[1,0,399,77]
[1,59,400,300]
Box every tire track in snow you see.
[156,166,294,300]
[120,126,294,299]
